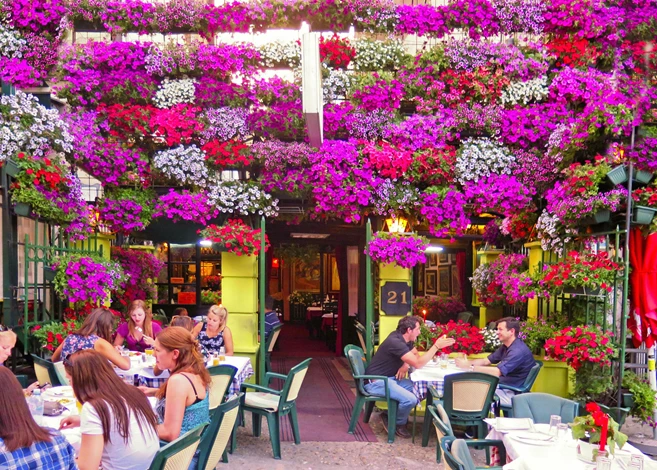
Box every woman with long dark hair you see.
[141,327,210,442]
[0,367,76,469]
[52,308,129,370]
[59,349,159,470]
[114,300,162,352]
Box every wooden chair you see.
[197,394,242,469]
[207,364,237,413]
[344,345,398,444]
[240,358,312,459]
[148,424,206,470]
[31,354,61,386]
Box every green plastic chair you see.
[16,374,29,388]
[343,344,398,444]
[197,394,242,470]
[31,354,61,386]
[207,364,237,413]
[148,424,206,470]
[456,312,474,325]
[240,358,312,459]
[511,392,579,424]
[498,360,543,417]
[265,324,283,373]
[598,403,630,427]
[441,436,506,470]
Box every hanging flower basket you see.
[364,232,429,269]
[632,205,657,225]
[634,170,653,185]
[13,202,32,217]
[580,209,611,226]
[3,158,20,177]
[199,219,270,257]
[43,266,57,282]
[606,165,628,186]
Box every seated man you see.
[264,295,282,343]
[455,316,535,407]
[364,316,455,438]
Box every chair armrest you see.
[240,383,281,395]
[464,439,506,462]
[354,375,390,399]
[265,372,287,386]
[428,384,443,399]
[498,383,525,393]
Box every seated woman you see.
[0,367,77,469]
[114,300,162,352]
[141,327,210,468]
[52,308,130,370]
[193,305,233,355]
[59,350,159,470]
[0,330,39,392]
[145,317,205,380]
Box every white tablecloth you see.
[484,420,656,470]
[410,361,464,400]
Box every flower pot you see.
[43,266,57,282]
[632,205,657,225]
[634,170,653,185]
[606,165,628,186]
[73,19,104,32]
[3,158,20,177]
[13,202,31,217]
[622,392,634,409]
[580,209,611,226]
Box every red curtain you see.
[629,228,657,347]
[455,252,466,303]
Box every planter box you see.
[531,357,573,397]
[43,266,57,282]
[13,202,31,217]
[632,205,657,225]
[563,286,603,296]
[580,209,611,226]
[3,158,20,177]
[634,170,653,185]
[606,165,628,186]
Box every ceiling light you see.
[425,245,444,253]
[290,233,330,239]
[199,240,213,247]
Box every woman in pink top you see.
[114,300,162,352]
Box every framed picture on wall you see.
[438,253,449,264]
[426,271,437,295]
[438,266,451,295]
[451,266,461,298]
[415,264,425,296]
[292,257,321,292]
[327,253,341,293]
[429,254,438,267]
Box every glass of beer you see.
[218,347,226,362]
[145,348,154,356]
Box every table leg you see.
[421,392,434,447]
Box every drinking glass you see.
[212,352,219,366]
[145,348,154,356]
[440,353,448,369]
[629,455,644,470]
[596,455,611,470]
[556,423,569,442]
[548,415,561,436]
[218,347,226,362]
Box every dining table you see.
[485,418,656,470]
[410,359,465,401]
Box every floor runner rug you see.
[270,356,377,443]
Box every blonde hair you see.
[207,305,228,329]
[127,300,155,339]
[0,330,17,346]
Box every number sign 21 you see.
[380,281,412,316]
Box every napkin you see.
[496,418,533,431]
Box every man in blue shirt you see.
[264,296,281,343]
[455,317,535,406]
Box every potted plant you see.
[572,403,628,461]
[365,232,429,269]
[199,219,270,257]
[31,320,80,354]
[621,371,657,428]
[110,247,165,308]
[631,186,657,225]
[471,254,535,307]
[412,296,466,324]
[481,326,501,353]
[430,320,485,356]
[532,251,623,297]
[519,318,559,355]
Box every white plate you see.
[44,386,73,396]
[512,431,553,441]
[509,434,555,446]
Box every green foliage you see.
[274,244,319,266]
[519,318,559,353]
[572,362,615,403]
[622,371,657,423]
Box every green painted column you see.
[221,252,258,383]
[378,263,412,344]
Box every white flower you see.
[153,145,208,187]
[455,137,515,184]
[153,78,196,108]
[501,76,549,106]
[258,41,301,69]
[352,39,407,71]
[323,68,353,103]
[0,24,27,59]
[207,180,279,217]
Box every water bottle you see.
[28,389,44,425]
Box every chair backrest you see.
[344,345,368,396]
[517,360,543,393]
[31,354,60,386]
[354,322,367,351]
[440,437,474,470]
[197,394,241,470]
[511,392,579,424]
[53,361,70,386]
[148,424,206,470]
[429,404,454,444]
[207,364,237,410]
[456,312,473,325]
[443,372,499,420]
[266,324,283,353]
[279,358,312,406]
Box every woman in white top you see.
[59,349,159,470]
